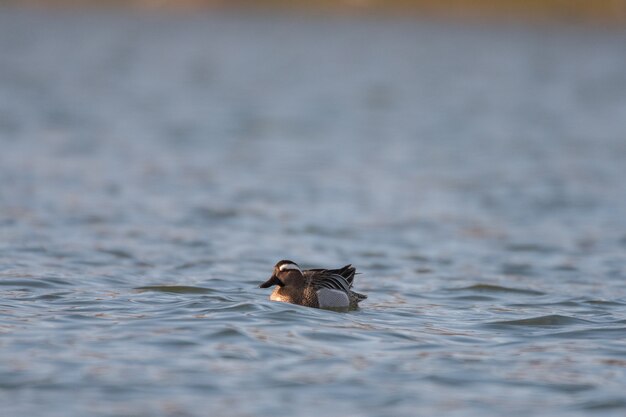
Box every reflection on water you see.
[1,9,626,417]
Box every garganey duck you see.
[259,260,367,309]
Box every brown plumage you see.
[259,260,367,309]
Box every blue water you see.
[1,9,626,417]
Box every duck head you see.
[259,260,303,288]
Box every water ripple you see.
[487,314,592,327]
[134,285,214,294]
[1,10,626,417]
[448,284,545,296]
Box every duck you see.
[259,260,367,309]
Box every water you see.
[1,9,626,417]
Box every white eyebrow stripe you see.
[279,263,301,272]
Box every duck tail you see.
[336,264,356,287]
[352,291,368,301]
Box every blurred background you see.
[2,2,626,417]
[3,0,626,24]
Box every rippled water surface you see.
[2,10,626,417]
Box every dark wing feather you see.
[309,265,356,287]
[304,269,352,293]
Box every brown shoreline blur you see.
[3,0,626,25]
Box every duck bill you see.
[259,275,284,288]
